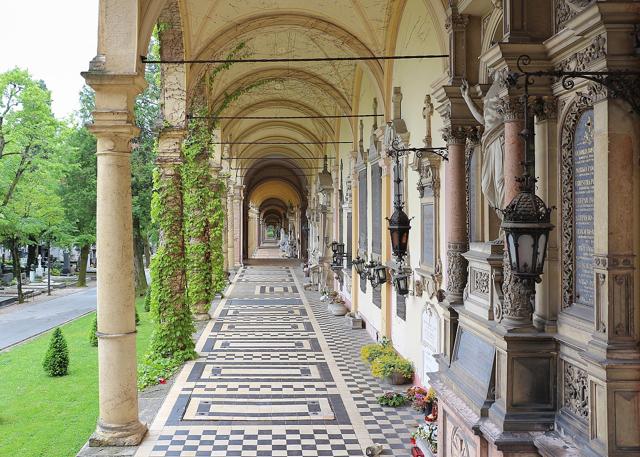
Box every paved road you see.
[0,287,97,350]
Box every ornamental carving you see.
[451,427,471,457]
[555,0,596,32]
[555,35,606,73]
[497,96,525,122]
[472,269,490,295]
[447,242,469,300]
[563,361,589,422]
[500,251,533,322]
[417,158,441,199]
[560,91,595,309]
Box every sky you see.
[0,0,99,119]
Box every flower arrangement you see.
[377,391,408,407]
[360,340,395,365]
[407,386,437,414]
[411,423,438,454]
[370,353,414,380]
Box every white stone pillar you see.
[233,185,244,268]
[84,74,147,447]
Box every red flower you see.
[158,377,166,384]
[410,438,416,445]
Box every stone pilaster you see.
[82,72,147,447]
[232,185,244,268]
[226,179,235,274]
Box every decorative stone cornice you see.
[445,8,469,32]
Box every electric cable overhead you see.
[142,54,448,65]
[216,141,351,145]
[189,114,383,120]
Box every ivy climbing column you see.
[182,130,214,321]
[148,129,196,359]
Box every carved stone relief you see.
[472,269,490,296]
[451,427,471,457]
[447,242,469,302]
[563,361,589,422]
[555,35,606,73]
[555,0,597,32]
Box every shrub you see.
[50,267,61,276]
[371,353,414,379]
[143,288,151,312]
[377,391,408,407]
[88,316,98,347]
[360,342,394,365]
[135,309,140,326]
[43,328,70,377]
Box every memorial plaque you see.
[421,306,440,386]
[346,213,352,267]
[573,110,595,307]
[421,203,434,267]
[373,286,381,308]
[371,164,382,255]
[452,328,494,389]
[358,169,367,253]
[396,292,406,320]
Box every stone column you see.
[379,155,393,338]
[350,153,360,313]
[443,126,469,305]
[534,98,559,331]
[84,74,147,447]
[233,185,243,268]
[226,180,235,273]
[497,96,531,329]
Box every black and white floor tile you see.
[135,264,422,457]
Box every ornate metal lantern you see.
[372,263,388,287]
[388,206,411,261]
[393,271,410,296]
[501,176,553,282]
[353,256,366,277]
[331,241,339,255]
[331,242,346,269]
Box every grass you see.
[0,297,152,457]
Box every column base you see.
[88,419,147,447]
[193,312,211,321]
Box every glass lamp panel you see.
[517,233,535,273]
[536,233,547,274]
[507,233,518,270]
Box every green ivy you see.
[182,118,215,315]
[210,178,226,296]
[146,167,196,363]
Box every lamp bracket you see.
[508,55,640,115]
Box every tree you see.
[43,328,70,377]
[0,69,60,301]
[59,116,96,287]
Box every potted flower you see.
[370,353,414,385]
[411,423,438,456]
[360,340,395,365]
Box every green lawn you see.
[0,297,152,457]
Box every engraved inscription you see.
[453,329,495,388]
[421,203,434,267]
[573,110,595,307]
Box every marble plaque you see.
[421,203,434,267]
[358,168,367,253]
[452,328,494,389]
[573,110,595,307]
[371,163,382,255]
[421,306,439,353]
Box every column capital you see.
[156,128,186,168]
[498,95,526,122]
[533,96,558,121]
[442,125,478,146]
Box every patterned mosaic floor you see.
[135,264,422,457]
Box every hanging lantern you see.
[373,264,388,286]
[387,206,411,262]
[353,256,366,277]
[393,272,410,296]
[336,242,345,258]
[501,176,554,282]
[331,241,339,254]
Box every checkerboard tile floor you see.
[135,264,422,457]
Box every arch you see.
[248,179,302,208]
